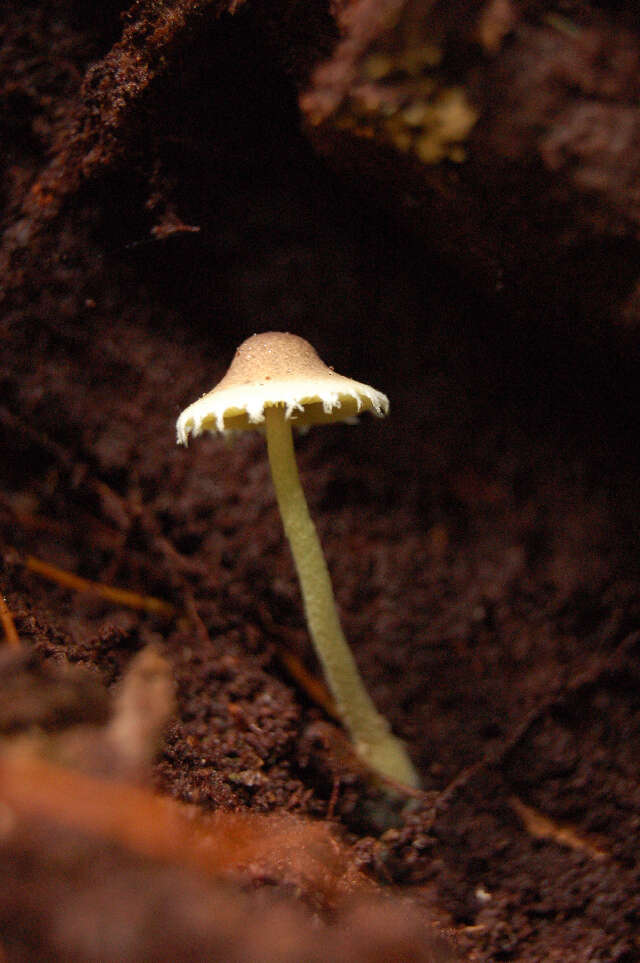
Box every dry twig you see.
[0,592,20,649]
[510,795,608,861]
[23,554,176,618]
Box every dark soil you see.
[1,1,639,961]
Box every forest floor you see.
[1,2,639,961]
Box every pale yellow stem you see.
[264,405,419,787]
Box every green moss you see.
[336,44,478,166]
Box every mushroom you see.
[177,332,419,788]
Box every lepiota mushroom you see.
[177,332,419,788]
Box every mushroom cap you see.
[177,332,389,442]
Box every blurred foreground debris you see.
[0,650,459,961]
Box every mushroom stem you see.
[264,405,420,788]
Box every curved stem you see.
[264,406,419,787]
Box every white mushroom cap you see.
[177,332,389,442]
